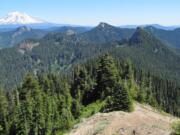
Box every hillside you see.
[0,25,179,118]
[79,22,135,43]
[68,103,179,135]
[0,26,47,48]
[0,26,180,90]
[51,26,91,34]
[111,27,180,81]
[145,26,180,49]
[0,49,179,134]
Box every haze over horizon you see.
[0,0,180,26]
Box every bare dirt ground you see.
[67,103,179,135]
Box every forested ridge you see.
[0,26,48,48]
[0,23,180,134]
[0,54,179,134]
[0,25,180,90]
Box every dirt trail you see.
[67,103,179,135]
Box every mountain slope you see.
[79,22,135,43]
[0,32,110,89]
[0,25,180,90]
[145,26,180,48]
[0,26,48,48]
[111,27,180,81]
[68,103,178,135]
[51,26,92,34]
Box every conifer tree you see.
[72,66,94,103]
[96,54,118,99]
[51,77,74,132]
[71,99,81,119]
[0,89,9,135]
[31,82,45,135]
[123,60,138,100]
[17,74,45,135]
[43,95,53,135]
[103,82,133,112]
[59,80,74,130]
[137,73,146,103]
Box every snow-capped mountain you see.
[0,12,46,25]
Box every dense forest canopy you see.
[0,54,179,134]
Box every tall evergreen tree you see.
[17,74,45,135]
[0,89,9,135]
[123,60,138,100]
[102,82,133,112]
[72,66,95,105]
[96,54,118,99]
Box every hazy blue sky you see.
[0,0,180,26]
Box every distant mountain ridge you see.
[79,22,135,43]
[145,26,180,48]
[0,26,48,48]
[111,27,180,81]
[120,24,180,30]
[1,21,180,49]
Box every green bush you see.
[172,121,180,135]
